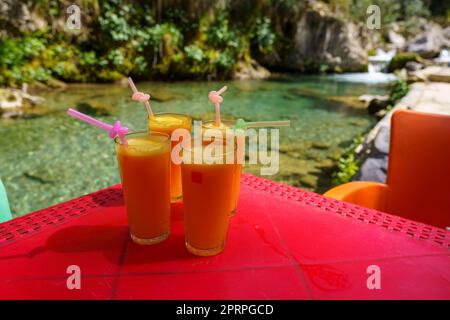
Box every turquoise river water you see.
[0,74,391,217]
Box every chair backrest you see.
[386,109,450,228]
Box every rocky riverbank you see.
[354,71,450,182]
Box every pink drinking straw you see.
[127,77,154,117]
[208,86,228,126]
[67,108,128,144]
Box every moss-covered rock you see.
[387,52,421,72]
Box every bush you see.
[331,135,363,185]
[390,79,408,104]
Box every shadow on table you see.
[0,199,193,266]
[88,185,124,209]
[44,223,193,266]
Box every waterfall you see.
[368,63,377,74]
[368,49,396,73]
[435,49,450,65]
[331,48,397,84]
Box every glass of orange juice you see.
[181,138,236,256]
[148,113,192,202]
[115,131,171,245]
[202,120,244,216]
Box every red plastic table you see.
[0,174,449,300]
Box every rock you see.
[327,96,366,109]
[46,78,68,89]
[407,23,450,59]
[311,141,330,150]
[298,174,317,189]
[410,66,450,83]
[367,97,391,115]
[0,87,46,118]
[75,101,113,116]
[387,52,420,72]
[354,125,390,183]
[0,89,22,109]
[233,59,270,80]
[354,157,388,182]
[359,94,389,103]
[360,94,393,115]
[23,167,58,184]
[148,90,183,102]
[262,0,367,72]
[404,61,424,72]
[315,159,334,170]
[444,26,450,39]
[388,30,406,50]
[0,0,47,34]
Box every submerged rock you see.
[148,90,184,102]
[311,141,331,150]
[75,101,113,116]
[327,96,366,109]
[298,174,317,188]
[287,87,324,99]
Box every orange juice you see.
[148,113,192,202]
[115,131,171,245]
[181,140,235,256]
[202,120,243,216]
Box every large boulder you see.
[0,87,46,118]
[354,126,390,183]
[367,97,391,115]
[264,1,367,72]
[233,59,271,80]
[407,23,450,59]
[388,30,406,50]
[0,0,47,35]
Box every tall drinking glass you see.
[202,120,244,216]
[115,131,171,245]
[181,138,236,256]
[148,113,192,202]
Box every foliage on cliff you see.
[0,0,445,86]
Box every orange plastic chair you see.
[324,109,450,228]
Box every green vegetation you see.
[387,52,421,73]
[331,135,363,185]
[0,0,277,86]
[0,0,445,86]
[327,0,431,25]
[389,78,409,104]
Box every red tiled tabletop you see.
[0,174,449,300]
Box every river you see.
[0,74,392,216]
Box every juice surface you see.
[116,133,171,242]
[148,113,192,201]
